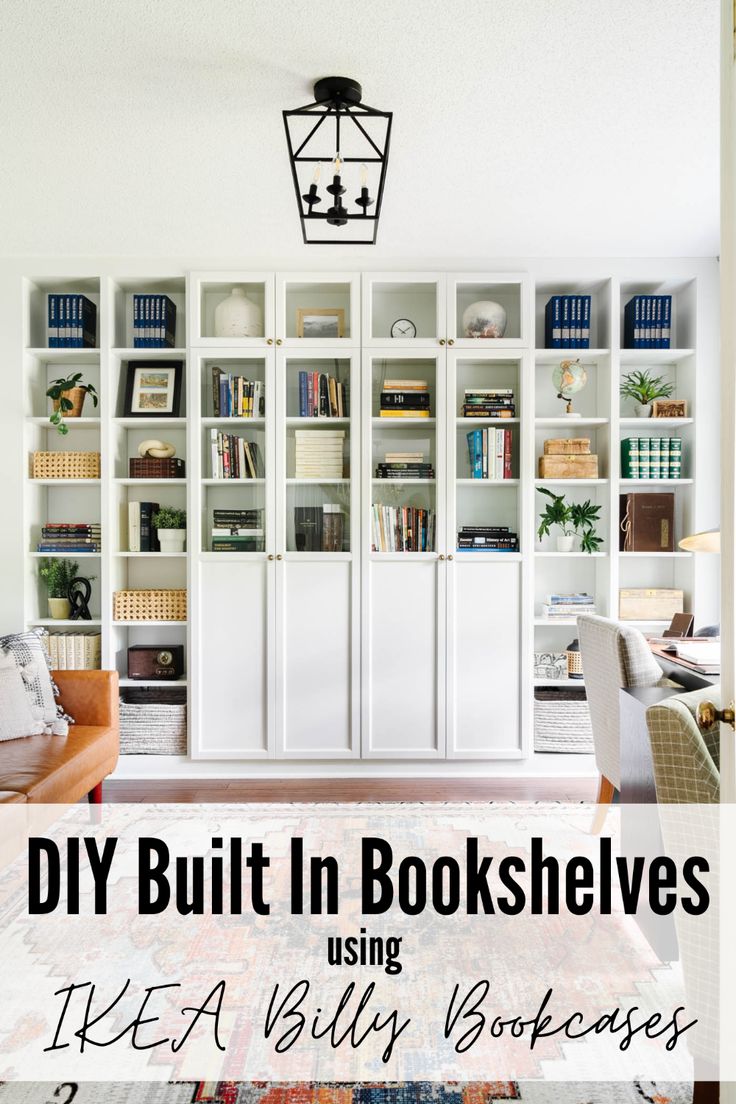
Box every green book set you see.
[621,436,682,479]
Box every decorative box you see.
[129,457,186,479]
[127,644,185,681]
[32,451,100,479]
[533,652,567,680]
[538,454,599,478]
[619,588,684,621]
[113,588,187,622]
[543,438,591,455]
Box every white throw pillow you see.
[0,629,71,728]
[0,664,45,741]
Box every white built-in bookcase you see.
[16,264,718,775]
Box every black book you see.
[380,392,431,409]
[294,507,322,551]
[139,501,160,552]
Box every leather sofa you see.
[0,670,119,803]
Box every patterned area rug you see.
[0,1081,694,1103]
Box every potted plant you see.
[619,370,675,418]
[152,506,187,553]
[47,373,99,435]
[537,488,603,553]
[39,558,80,619]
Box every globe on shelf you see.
[552,358,587,417]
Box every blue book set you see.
[623,295,672,348]
[47,294,97,348]
[544,295,592,348]
[133,294,177,347]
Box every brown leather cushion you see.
[0,790,27,803]
[0,726,118,803]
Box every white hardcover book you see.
[128,502,141,552]
[211,428,219,478]
[58,634,69,670]
[49,633,59,668]
[74,634,85,669]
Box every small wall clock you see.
[390,318,417,339]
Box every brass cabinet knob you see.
[438,553,445,560]
[276,338,283,346]
[266,338,274,345]
[447,553,454,560]
[696,700,735,731]
[267,554,275,561]
[438,338,446,346]
[448,338,455,345]
[276,553,283,560]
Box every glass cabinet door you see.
[275,273,359,349]
[190,271,275,348]
[362,273,447,348]
[447,273,527,350]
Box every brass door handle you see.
[438,338,446,346]
[696,700,735,731]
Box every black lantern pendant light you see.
[283,76,392,245]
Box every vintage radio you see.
[619,588,684,621]
[127,644,185,681]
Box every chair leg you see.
[88,782,103,805]
[591,774,616,834]
[692,1082,719,1103]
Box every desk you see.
[647,644,720,692]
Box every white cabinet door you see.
[447,558,522,757]
[194,559,274,758]
[277,558,358,757]
[363,557,446,757]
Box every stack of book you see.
[466,428,513,479]
[621,437,682,479]
[133,294,177,347]
[44,632,101,670]
[298,370,348,418]
[457,525,519,552]
[128,502,159,552]
[47,294,97,348]
[37,522,101,553]
[375,451,434,480]
[294,505,345,552]
[371,505,435,552]
[294,430,345,479]
[212,366,264,418]
[379,379,430,418]
[623,295,672,348]
[544,295,592,348]
[211,508,264,552]
[541,593,596,620]
[461,388,515,418]
[210,431,263,479]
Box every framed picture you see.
[296,308,345,339]
[123,360,183,417]
[651,399,687,418]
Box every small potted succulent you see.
[152,506,187,553]
[39,558,80,619]
[537,488,603,553]
[47,373,99,435]
[619,370,675,418]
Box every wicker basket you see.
[113,588,187,622]
[32,451,100,479]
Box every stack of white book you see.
[44,632,102,670]
[541,593,596,619]
[294,430,345,479]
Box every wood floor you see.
[105,777,598,803]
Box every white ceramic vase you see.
[556,534,575,552]
[635,402,651,418]
[214,287,263,338]
[462,300,507,339]
[158,529,186,553]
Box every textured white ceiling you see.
[0,0,720,259]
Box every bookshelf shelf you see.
[619,551,693,558]
[112,348,186,357]
[534,417,608,427]
[287,478,350,485]
[373,478,436,485]
[119,678,188,688]
[29,478,101,486]
[372,417,436,427]
[27,416,100,426]
[29,551,100,558]
[112,620,188,627]
[534,478,608,486]
[201,477,265,485]
[114,417,187,429]
[114,551,188,558]
[286,417,350,426]
[456,417,520,426]
[619,417,693,427]
[535,677,585,688]
[455,478,519,486]
[202,416,265,426]
[535,551,607,558]
[619,349,694,365]
[619,478,693,486]
[30,618,102,628]
[26,348,99,363]
[115,478,187,486]
[534,349,610,362]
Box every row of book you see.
[544,296,592,348]
[541,593,596,620]
[623,295,672,348]
[210,431,264,479]
[212,366,264,418]
[211,509,264,552]
[621,437,682,480]
[298,371,348,418]
[47,294,97,348]
[379,379,430,418]
[375,450,434,480]
[461,387,515,418]
[371,504,435,552]
[37,522,101,553]
[457,525,519,552]
[294,506,345,552]
[466,428,513,480]
[294,429,345,479]
[128,502,160,552]
[43,632,101,670]
[133,294,177,348]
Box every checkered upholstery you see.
[645,687,720,805]
[577,614,669,789]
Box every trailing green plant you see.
[619,370,675,407]
[46,373,98,435]
[38,558,80,598]
[537,487,603,553]
[152,506,187,530]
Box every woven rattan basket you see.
[32,451,100,479]
[113,588,187,622]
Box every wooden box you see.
[129,457,186,479]
[538,454,599,479]
[543,438,591,455]
[619,588,684,621]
